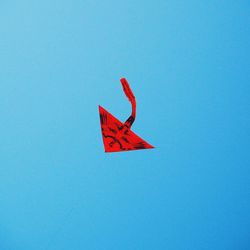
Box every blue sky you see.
[0,1,249,249]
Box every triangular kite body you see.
[99,105,154,152]
[99,78,154,153]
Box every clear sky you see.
[0,1,249,249]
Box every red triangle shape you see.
[99,105,154,153]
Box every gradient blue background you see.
[0,1,249,249]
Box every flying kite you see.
[98,78,154,153]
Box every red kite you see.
[99,78,154,153]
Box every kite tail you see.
[120,78,136,128]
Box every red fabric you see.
[99,78,154,153]
[120,78,136,126]
[99,105,154,152]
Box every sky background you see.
[0,1,250,249]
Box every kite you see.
[98,78,154,153]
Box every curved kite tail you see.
[120,78,136,128]
[120,78,135,102]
